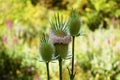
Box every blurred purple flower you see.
[36,77,40,80]
[106,38,110,45]
[13,37,18,44]
[2,74,7,78]
[49,31,71,44]
[111,17,118,23]
[2,36,7,43]
[5,20,13,28]
[27,68,33,73]
[107,39,110,44]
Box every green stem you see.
[46,62,50,80]
[59,57,62,80]
[71,36,75,80]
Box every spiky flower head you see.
[39,34,55,62]
[50,14,68,37]
[68,9,81,36]
[49,14,71,59]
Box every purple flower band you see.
[49,31,71,44]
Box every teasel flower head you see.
[39,34,55,62]
[49,14,71,59]
[68,9,81,36]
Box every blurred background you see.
[0,0,120,80]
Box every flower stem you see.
[59,57,62,80]
[46,62,50,80]
[71,36,75,80]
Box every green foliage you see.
[30,0,69,9]
[76,29,120,80]
[86,12,101,31]
[0,43,36,80]
[78,0,120,31]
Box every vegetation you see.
[0,0,120,80]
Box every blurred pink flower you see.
[26,68,33,73]
[49,31,71,44]
[5,20,13,28]
[2,36,7,43]
[107,39,110,44]
[13,37,18,44]
[106,38,110,45]
[111,17,116,22]
[2,74,8,78]
[36,77,40,80]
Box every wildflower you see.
[13,37,18,44]
[36,77,40,80]
[49,14,71,59]
[2,36,7,43]
[26,68,33,73]
[106,38,110,45]
[68,9,81,36]
[67,9,81,80]
[39,34,55,62]
[5,20,13,28]
[2,74,7,78]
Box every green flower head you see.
[68,9,81,36]
[39,34,55,62]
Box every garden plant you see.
[39,9,81,80]
[0,0,120,80]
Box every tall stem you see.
[71,36,75,80]
[59,57,62,80]
[46,62,50,80]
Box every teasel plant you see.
[49,14,71,80]
[39,34,55,80]
[68,9,81,80]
